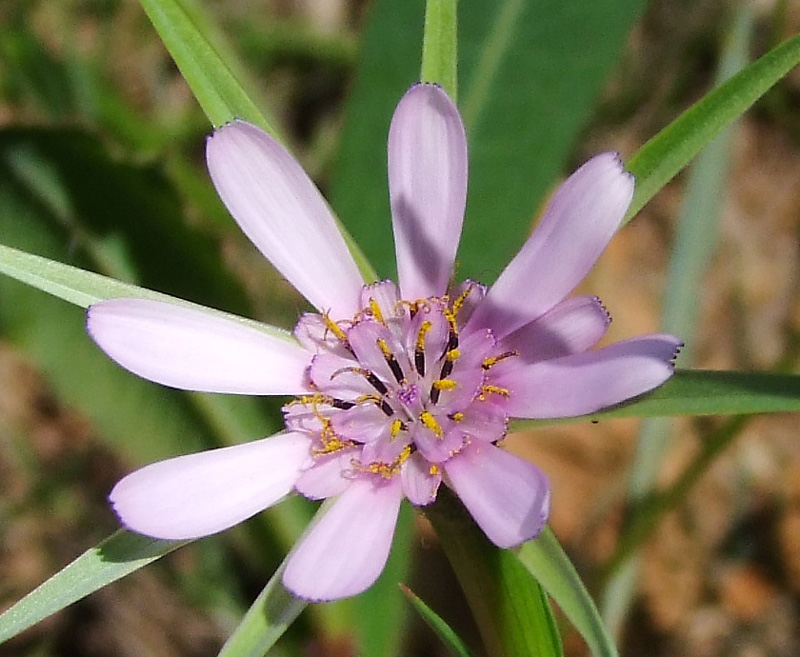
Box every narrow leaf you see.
[626,30,800,219]
[0,531,186,645]
[421,0,458,100]
[517,529,617,657]
[426,489,563,657]
[137,0,273,132]
[401,585,475,657]
[217,564,306,657]
[0,243,294,341]
[512,369,800,430]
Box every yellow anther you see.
[415,320,433,350]
[377,338,393,358]
[482,350,520,370]
[368,297,385,325]
[358,445,412,478]
[419,411,443,438]
[323,312,348,342]
[432,379,457,391]
[451,285,473,317]
[450,412,464,422]
[443,307,458,333]
[390,418,404,440]
[478,384,510,401]
[429,464,441,476]
[446,348,461,361]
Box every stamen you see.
[331,366,389,396]
[390,418,405,440]
[368,297,385,325]
[482,350,520,370]
[377,338,406,384]
[322,312,348,343]
[419,411,443,438]
[414,320,432,376]
[478,384,510,401]
[356,445,412,478]
[451,284,473,318]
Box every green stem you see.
[425,489,563,657]
[421,0,458,100]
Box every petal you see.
[389,84,468,300]
[295,449,358,500]
[283,477,403,601]
[467,153,634,339]
[88,299,310,394]
[110,432,312,540]
[207,120,364,319]
[501,296,611,363]
[401,452,441,506]
[444,442,550,548]
[498,334,683,419]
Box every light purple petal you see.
[110,432,312,540]
[207,120,364,319]
[498,334,683,419]
[401,452,442,506]
[501,296,611,363]
[388,84,468,300]
[295,449,357,500]
[87,299,310,394]
[283,477,403,601]
[467,153,634,340]
[444,442,550,548]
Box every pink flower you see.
[87,84,681,601]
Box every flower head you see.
[87,84,681,601]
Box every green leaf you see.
[426,490,563,657]
[401,585,476,657]
[332,0,647,282]
[0,242,293,341]
[0,531,186,645]
[421,0,458,100]
[517,529,617,657]
[512,369,800,430]
[217,564,306,657]
[626,29,800,220]
[137,0,274,132]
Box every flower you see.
[87,83,682,601]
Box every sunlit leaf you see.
[0,531,186,645]
[517,529,617,657]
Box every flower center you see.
[284,281,516,500]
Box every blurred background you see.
[1,0,799,655]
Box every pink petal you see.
[110,432,312,540]
[295,449,358,500]
[207,121,364,319]
[501,295,611,363]
[467,153,634,340]
[87,299,310,394]
[388,84,468,300]
[401,452,442,506]
[444,442,550,548]
[283,477,403,601]
[498,334,683,419]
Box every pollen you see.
[479,384,510,401]
[429,464,441,476]
[432,379,457,391]
[415,320,432,350]
[390,418,405,439]
[482,350,520,370]
[419,411,443,437]
[368,297,385,325]
[446,348,461,361]
[323,312,348,343]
